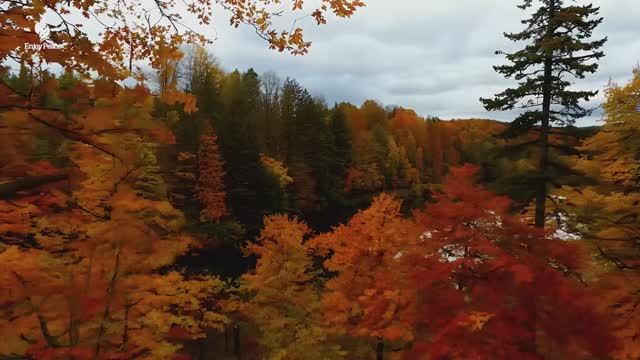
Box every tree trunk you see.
[532,2,557,357]
[225,324,230,353]
[233,323,240,357]
[376,337,384,360]
[0,174,68,199]
[12,271,61,348]
[95,249,121,357]
[536,0,556,229]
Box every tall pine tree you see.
[217,70,281,231]
[197,126,228,223]
[330,104,352,198]
[480,0,606,228]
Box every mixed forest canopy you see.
[1,0,639,359]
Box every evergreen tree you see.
[286,86,324,212]
[197,126,228,223]
[480,0,606,227]
[307,99,333,210]
[4,61,33,97]
[279,78,305,161]
[241,68,262,117]
[258,71,281,155]
[372,123,391,187]
[329,105,352,199]
[185,46,225,117]
[216,70,281,231]
[221,69,244,120]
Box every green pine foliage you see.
[480,0,606,227]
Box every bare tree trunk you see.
[12,271,61,348]
[225,325,230,353]
[536,0,556,229]
[532,3,557,357]
[95,248,121,357]
[233,323,240,357]
[376,337,384,360]
[122,300,130,350]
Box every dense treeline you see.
[157,46,597,246]
[148,47,515,275]
[154,47,515,240]
[4,57,630,359]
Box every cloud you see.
[13,0,635,127]
[177,1,640,125]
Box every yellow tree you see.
[260,154,294,190]
[238,215,344,359]
[551,68,640,359]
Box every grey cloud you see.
[199,0,640,126]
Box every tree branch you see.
[0,174,69,199]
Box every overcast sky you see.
[198,0,640,126]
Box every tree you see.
[279,78,306,162]
[260,154,294,191]
[215,70,281,230]
[308,194,417,344]
[480,0,606,228]
[1,0,368,201]
[154,41,183,95]
[425,119,445,182]
[197,126,228,223]
[330,105,352,189]
[259,71,282,155]
[0,96,228,358]
[404,165,616,359]
[2,0,367,77]
[306,100,334,212]
[549,68,640,358]
[238,215,344,359]
[346,133,385,193]
[276,79,336,214]
[183,46,225,115]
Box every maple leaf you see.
[459,312,495,331]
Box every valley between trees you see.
[1,0,639,359]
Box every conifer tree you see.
[480,0,606,227]
[197,126,228,222]
[329,105,352,198]
[216,71,281,230]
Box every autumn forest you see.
[1,0,639,359]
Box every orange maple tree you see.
[0,83,229,359]
[308,194,418,343]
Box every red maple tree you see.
[404,164,617,359]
